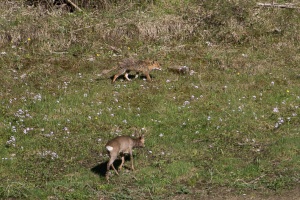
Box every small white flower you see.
[207,116,211,121]
[159,133,164,137]
[183,101,190,106]
[20,74,27,79]
[271,81,275,86]
[206,41,212,46]
[278,117,284,124]
[87,57,95,62]
[273,107,279,113]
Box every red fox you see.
[105,135,145,180]
[100,58,161,83]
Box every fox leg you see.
[124,73,131,81]
[112,74,119,83]
[112,69,126,83]
[145,73,152,82]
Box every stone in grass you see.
[168,66,190,75]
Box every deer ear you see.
[141,136,145,143]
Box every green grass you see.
[1,0,300,199]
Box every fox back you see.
[119,59,161,73]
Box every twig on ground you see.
[65,0,83,12]
[257,2,300,9]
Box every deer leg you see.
[107,155,119,175]
[118,155,125,170]
[130,151,135,171]
[111,164,119,175]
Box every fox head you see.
[149,61,162,71]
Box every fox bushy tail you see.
[99,66,117,76]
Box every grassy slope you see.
[0,0,299,199]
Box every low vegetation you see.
[1,0,299,199]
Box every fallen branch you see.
[65,0,83,12]
[257,2,300,9]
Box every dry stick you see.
[257,3,300,9]
[65,0,83,12]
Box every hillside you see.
[1,0,299,199]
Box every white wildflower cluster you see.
[273,107,279,113]
[151,119,161,123]
[274,118,283,129]
[14,109,32,120]
[23,127,34,134]
[6,136,16,147]
[272,104,299,129]
[183,100,190,107]
[33,93,42,102]
[44,131,54,137]
[11,126,17,132]
[38,151,59,160]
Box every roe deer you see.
[105,135,145,180]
